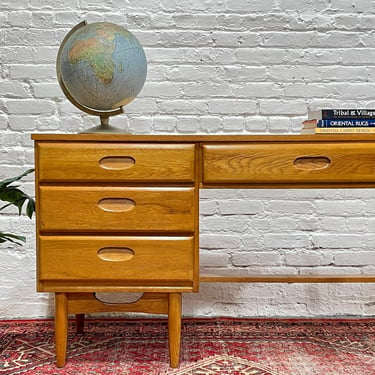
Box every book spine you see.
[317,119,375,127]
[322,109,375,119]
[315,127,375,133]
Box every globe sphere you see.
[57,21,147,114]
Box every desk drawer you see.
[37,143,195,182]
[39,186,195,232]
[203,143,375,185]
[38,236,194,283]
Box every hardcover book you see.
[315,127,375,133]
[317,119,375,127]
[322,109,375,119]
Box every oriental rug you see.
[1,318,375,374]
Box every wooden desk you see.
[32,134,375,368]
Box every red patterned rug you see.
[1,318,375,374]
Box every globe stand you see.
[57,66,127,133]
[80,111,127,134]
[81,116,122,133]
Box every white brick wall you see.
[1,0,375,319]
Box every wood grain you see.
[202,142,375,185]
[33,134,375,369]
[37,142,196,182]
[39,186,196,232]
[39,236,195,284]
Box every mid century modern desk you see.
[32,133,375,368]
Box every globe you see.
[56,21,147,132]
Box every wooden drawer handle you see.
[99,156,135,170]
[98,198,136,212]
[97,247,135,262]
[294,156,331,170]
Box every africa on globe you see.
[56,21,147,132]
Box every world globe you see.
[56,21,147,132]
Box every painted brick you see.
[8,11,32,27]
[264,234,310,249]
[268,117,291,132]
[268,217,297,231]
[0,116,8,130]
[259,99,308,115]
[2,28,57,46]
[200,217,248,233]
[223,117,246,132]
[153,116,176,132]
[127,117,153,133]
[1,0,375,320]
[245,117,268,132]
[200,251,230,267]
[319,217,347,232]
[199,201,217,216]
[218,200,263,215]
[242,235,264,249]
[0,47,34,63]
[200,234,242,250]
[0,82,31,98]
[6,99,55,114]
[208,99,257,115]
[199,116,222,133]
[312,234,362,249]
[232,252,281,267]
[268,200,315,214]
[176,116,199,133]
[284,251,333,266]
[55,11,81,26]
[32,83,61,98]
[9,65,56,80]
[9,116,37,131]
[335,252,375,266]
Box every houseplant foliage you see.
[0,168,35,245]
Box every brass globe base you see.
[80,115,129,134]
[80,124,128,134]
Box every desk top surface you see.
[31,133,375,143]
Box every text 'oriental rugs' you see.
[1,318,375,374]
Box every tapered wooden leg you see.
[55,292,68,368]
[168,293,182,368]
[75,314,85,334]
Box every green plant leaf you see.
[0,169,35,246]
[26,199,35,219]
[0,188,28,215]
[0,169,35,217]
[0,232,26,246]
[0,169,34,188]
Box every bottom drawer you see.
[38,236,194,284]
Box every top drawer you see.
[203,142,375,186]
[36,142,195,182]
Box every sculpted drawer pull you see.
[98,198,136,212]
[97,247,135,262]
[294,156,331,170]
[99,156,136,170]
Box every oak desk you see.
[32,134,375,368]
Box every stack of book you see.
[301,109,375,134]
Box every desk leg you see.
[168,293,182,368]
[75,314,85,334]
[55,292,68,367]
